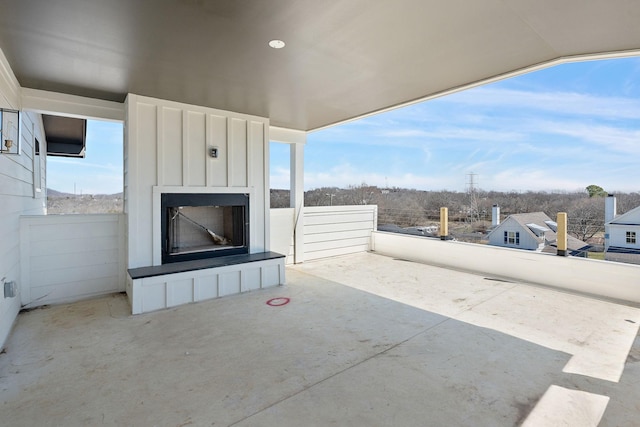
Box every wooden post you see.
[557,212,568,256]
[440,207,449,240]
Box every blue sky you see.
[271,56,640,193]
[48,57,640,195]
[47,120,123,194]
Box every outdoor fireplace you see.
[161,193,249,264]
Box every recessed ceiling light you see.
[268,39,285,49]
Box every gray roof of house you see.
[489,211,590,253]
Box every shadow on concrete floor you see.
[1,253,639,426]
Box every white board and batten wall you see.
[125,94,270,268]
[125,94,280,313]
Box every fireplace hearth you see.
[161,193,249,264]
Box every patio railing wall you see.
[372,230,640,304]
[303,205,377,262]
[270,205,378,264]
[20,214,126,308]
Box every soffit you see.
[42,114,87,157]
[0,0,638,131]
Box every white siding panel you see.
[305,221,374,234]
[20,214,125,307]
[28,221,119,240]
[219,271,241,296]
[270,208,294,264]
[167,278,194,308]
[30,248,119,274]
[1,101,47,350]
[187,111,206,186]
[249,120,267,252]
[305,212,375,225]
[242,267,262,292]
[230,118,248,187]
[305,244,371,262]
[305,236,370,252]
[609,225,640,249]
[29,276,121,304]
[194,275,218,301]
[262,264,282,287]
[28,235,119,256]
[305,229,372,244]
[206,114,228,187]
[0,229,20,264]
[488,218,539,251]
[141,281,167,313]
[128,100,157,268]
[301,205,377,262]
[162,107,183,186]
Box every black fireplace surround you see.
[161,193,249,264]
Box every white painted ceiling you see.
[0,0,639,130]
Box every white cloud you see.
[48,171,123,195]
[304,163,460,191]
[540,123,640,155]
[269,166,291,190]
[444,87,640,120]
[48,157,121,171]
[304,60,640,193]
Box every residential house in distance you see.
[488,211,590,256]
[605,195,640,265]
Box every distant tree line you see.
[271,184,640,243]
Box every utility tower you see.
[466,172,480,223]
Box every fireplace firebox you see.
[161,193,249,264]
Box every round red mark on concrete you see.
[266,297,290,306]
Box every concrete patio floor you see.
[1,252,639,426]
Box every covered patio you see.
[2,2,640,425]
[2,252,639,426]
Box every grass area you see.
[588,252,605,260]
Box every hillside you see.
[46,189,123,214]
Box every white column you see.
[270,126,306,264]
[291,142,305,264]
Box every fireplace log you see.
[177,211,230,245]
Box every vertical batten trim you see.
[246,120,253,187]
[262,122,271,251]
[226,117,233,186]
[182,110,189,186]
[156,106,164,186]
[205,114,212,187]
[129,97,141,266]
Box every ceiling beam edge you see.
[309,48,640,133]
[21,88,125,122]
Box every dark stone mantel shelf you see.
[128,251,285,280]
